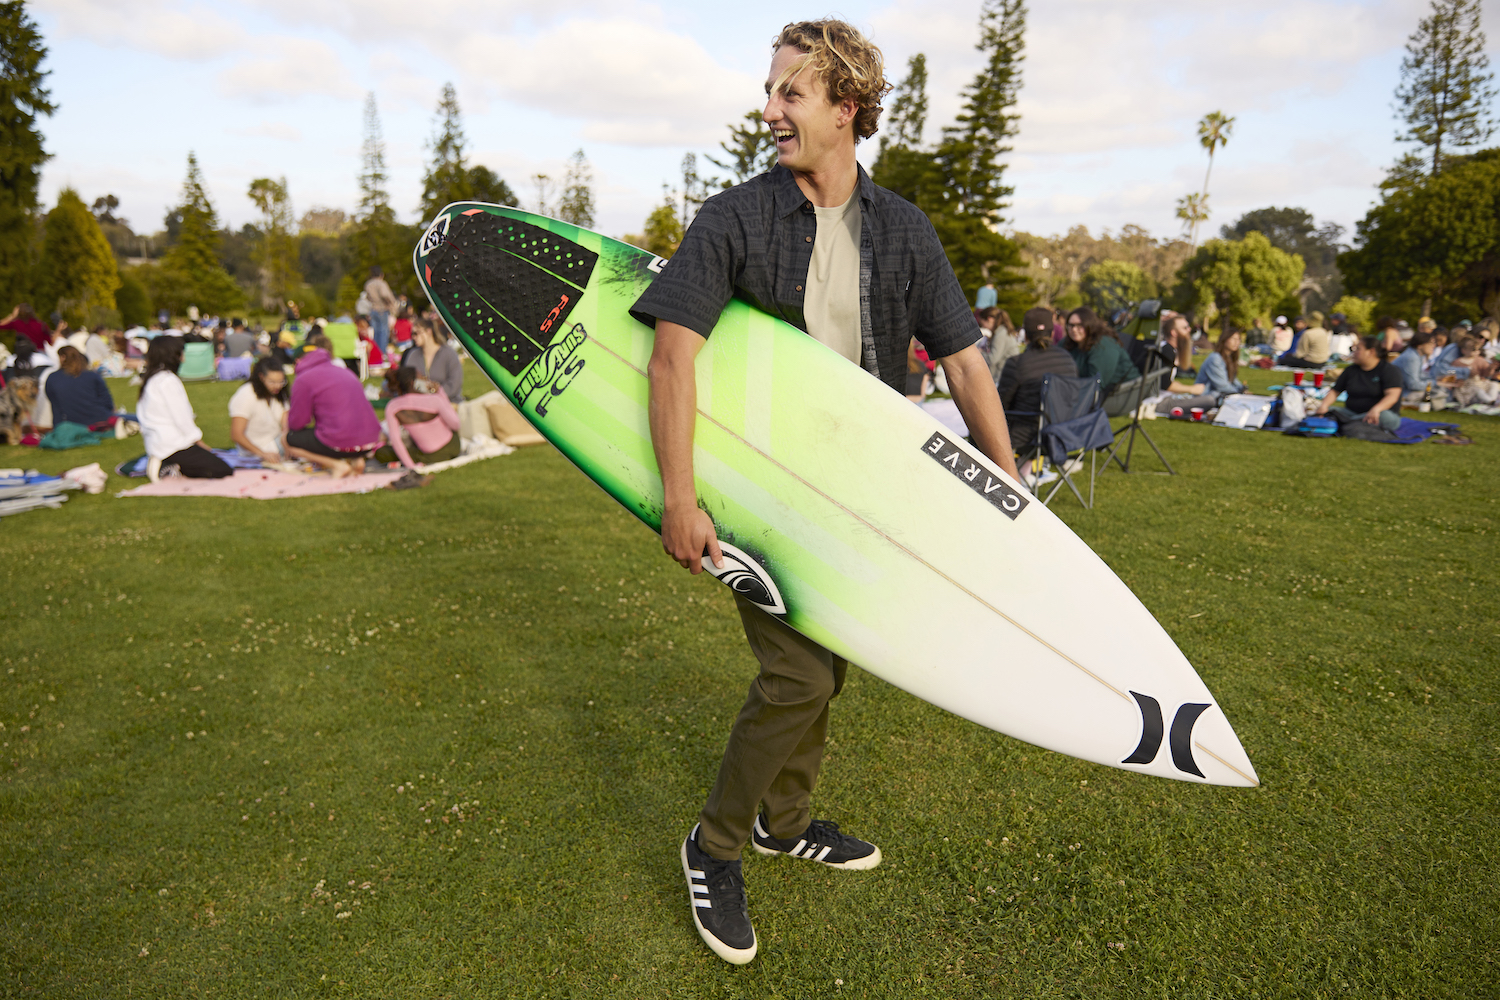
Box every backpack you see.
[1278,386,1306,428]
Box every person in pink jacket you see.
[284,333,382,477]
[373,367,461,469]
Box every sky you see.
[29,0,1500,249]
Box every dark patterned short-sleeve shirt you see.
[629,163,979,396]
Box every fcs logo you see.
[701,543,787,617]
[1122,692,1212,778]
[418,213,451,258]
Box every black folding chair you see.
[1013,373,1114,509]
[1101,343,1178,476]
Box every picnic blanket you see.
[921,397,970,438]
[118,468,396,500]
[0,470,80,516]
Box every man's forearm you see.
[940,345,1020,480]
[647,321,705,511]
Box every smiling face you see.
[1066,315,1087,344]
[764,45,857,175]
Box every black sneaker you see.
[751,815,882,870]
[681,824,756,964]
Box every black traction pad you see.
[425,211,599,378]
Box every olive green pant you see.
[697,596,847,861]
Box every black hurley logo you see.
[1122,691,1211,778]
[921,432,1028,520]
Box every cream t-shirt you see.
[228,381,287,457]
[803,190,862,364]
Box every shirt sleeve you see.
[910,221,981,359]
[436,348,463,401]
[384,403,417,469]
[287,379,312,430]
[628,197,744,337]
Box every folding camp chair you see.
[1013,373,1115,509]
[177,341,215,381]
[1101,342,1177,476]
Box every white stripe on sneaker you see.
[815,845,832,861]
[694,898,712,908]
[791,839,807,856]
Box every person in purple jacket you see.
[284,333,382,477]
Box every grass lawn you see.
[2,361,1497,998]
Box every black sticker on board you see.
[920,432,1029,520]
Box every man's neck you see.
[790,150,859,208]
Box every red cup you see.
[1171,406,1185,418]
[1293,371,1305,386]
[1314,372,1325,388]
[1190,407,1205,422]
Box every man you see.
[223,318,258,359]
[363,266,398,357]
[284,332,382,478]
[1161,311,1194,375]
[629,19,1019,966]
[1281,311,1330,368]
[974,281,998,310]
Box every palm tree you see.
[1189,111,1234,248]
[1176,192,1209,243]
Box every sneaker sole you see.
[681,835,757,965]
[751,840,883,871]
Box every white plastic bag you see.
[1279,386,1306,428]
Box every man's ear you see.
[839,98,858,128]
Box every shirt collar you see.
[771,162,877,219]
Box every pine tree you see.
[679,153,710,229]
[357,93,394,227]
[247,177,300,309]
[932,0,1025,225]
[1395,0,1495,175]
[157,153,243,314]
[705,111,776,188]
[555,149,595,228]
[38,188,120,325]
[419,83,468,222]
[0,2,56,309]
[879,54,929,155]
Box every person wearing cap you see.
[1271,315,1293,354]
[997,307,1080,451]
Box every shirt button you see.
[795,285,803,292]
[805,236,813,243]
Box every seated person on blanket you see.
[1278,311,1332,368]
[998,308,1080,452]
[1062,307,1138,393]
[1375,316,1406,356]
[400,320,464,404]
[135,336,232,479]
[228,358,289,464]
[1312,336,1402,431]
[1447,335,1495,380]
[285,332,382,478]
[1155,331,1246,415]
[373,367,461,469]
[1393,328,1438,397]
[45,345,117,430]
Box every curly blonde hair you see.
[772,20,891,142]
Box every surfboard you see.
[413,204,1258,788]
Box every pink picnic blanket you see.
[118,469,395,500]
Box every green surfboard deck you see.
[413,204,1257,787]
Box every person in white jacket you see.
[136,337,232,479]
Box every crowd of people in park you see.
[961,295,1500,452]
[0,264,471,472]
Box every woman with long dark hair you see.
[137,337,232,479]
[228,358,289,463]
[1063,307,1138,392]
[1159,330,1247,411]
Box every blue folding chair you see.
[1018,373,1115,509]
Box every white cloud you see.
[35,0,241,58]
[217,38,363,102]
[450,17,762,148]
[229,121,304,142]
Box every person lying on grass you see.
[284,332,382,479]
[229,358,289,465]
[372,367,460,470]
[136,336,232,479]
[1313,335,1403,431]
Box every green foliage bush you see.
[38,188,120,326]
